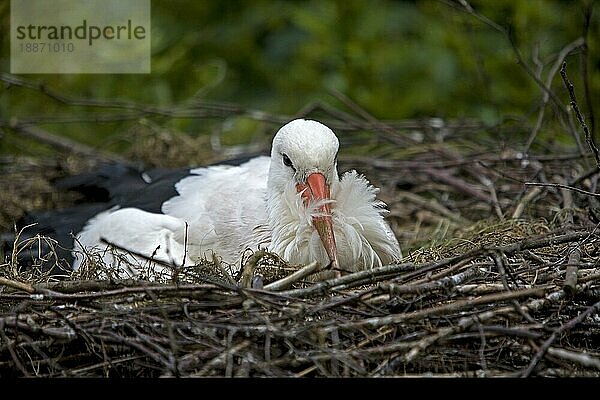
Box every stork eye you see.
[282,153,294,169]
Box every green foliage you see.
[0,0,598,156]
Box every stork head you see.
[268,119,340,276]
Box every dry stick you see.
[2,73,480,134]
[0,316,76,340]
[456,283,522,295]
[528,279,595,314]
[0,323,30,377]
[225,329,235,377]
[487,181,504,219]
[98,238,238,289]
[330,88,496,196]
[512,187,543,219]
[68,355,144,376]
[10,333,64,376]
[99,237,180,273]
[328,89,411,146]
[406,257,475,286]
[560,61,600,168]
[281,230,595,298]
[98,331,174,372]
[524,181,600,198]
[295,100,365,128]
[521,300,600,377]
[558,177,581,295]
[422,167,492,203]
[579,271,600,284]
[9,223,38,275]
[34,278,151,294]
[379,264,487,295]
[544,347,600,370]
[405,305,522,364]
[127,324,174,363]
[322,286,548,333]
[264,261,319,291]
[212,253,237,287]
[492,251,537,324]
[492,252,512,290]
[396,191,468,224]
[0,283,227,301]
[0,73,289,127]
[558,176,575,227]
[192,340,251,377]
[580,5,595,138]
[403,279,596,365]
[476,324,545,339]
[524,38,585,154]
[8,121,135,167]
[140,289,181,377]
[173,221,190,284]
[238,250,267,288]
[0,277,35,294]
[280,262,417,298]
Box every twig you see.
[560,174,581,295]
[396,191,468,224]
[379,264,486,295]
[0,283,234,301]
[521,300,600,377]
[212,253,237,286]
[34,279,149,294]
[192,340,251,377]
[512,187,543,219]
[422,167,491,203]
[0,321,30,377]
[524,38,585,154]
[492,251,537,324]
[8,121,135,167]
[282,230,596,298]
[0,277,35,294]
[487,181,504,219]
[263,261,319,291]
[328,89,408,146]
[524,181,600,198]
[545,347,600,370]
[579,4,595,138]
[238,250,267,288]
[323,286,549,332]
[560,61,600,168]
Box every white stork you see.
[73,119,402,280]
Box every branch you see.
[560,61,600,168]
[524,38,586,154]
[324,286,549,332]
[521,300,600,377]
[0,277,35,294]
[264,261,320,291]
[524,181,600,198]
[8,121,135,167]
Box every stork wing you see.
[74,207,190,279]
[161,156,272,267]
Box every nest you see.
[2,96,600,377]
[1,218,599,377]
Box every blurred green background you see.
[0,0,598,163]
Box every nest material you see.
[1,220,599,378]
[2,121,600,377]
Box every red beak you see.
[296,173,340,277]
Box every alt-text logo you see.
[11,0,151,74]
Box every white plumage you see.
[73,119,402,280]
